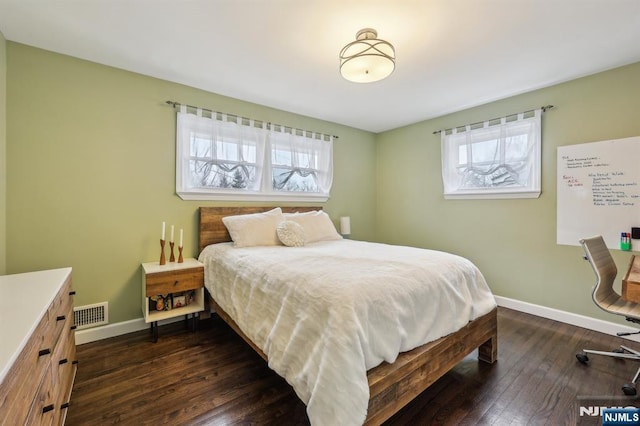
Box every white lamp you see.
[340,216,351,236]
[339,28,395,83]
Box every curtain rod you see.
[432,105,554,135]
[166,100,339,140]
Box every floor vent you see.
[74,302,109,330]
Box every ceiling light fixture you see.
[339,28,395,83]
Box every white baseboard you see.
[75,315,184,345]
[76,297,640,345]
[495,295,640,343]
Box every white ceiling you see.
[1,0,639,133]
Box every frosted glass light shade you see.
[340,28,395,83]
[340,216,351,235]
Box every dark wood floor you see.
[67,307,640,425]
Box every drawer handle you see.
[61,402,71,410]
[39,348,51,357]
[69,290,76,296]
[71,325,77,330]
[174,280,179,286]
[72,360,79,365]
[57,315,66,322]
[59,358,68,365]
[42,404,54,413]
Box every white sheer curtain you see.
[441,109,541,199]
[268,128,333,195]
[176,106,265,193]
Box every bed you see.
[198,206,497,426]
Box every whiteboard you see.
[557,136,640,250]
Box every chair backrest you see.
[579,235,617,307]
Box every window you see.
[441,109,541,199]
[176,107,333,201]
[269,129,333,194]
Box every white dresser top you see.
[0,267,72,383]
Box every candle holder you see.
[159,239,166,265]
[178,246,184,263]
[169,242,175,262]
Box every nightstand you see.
[141,258,205,342]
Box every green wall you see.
[6,38,640,329]
[376,61,640,323]
[6,42,377,323]
[0,31,6,275]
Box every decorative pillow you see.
[276,220,306,247]
[222,207,285,248]
[284,210,342,243]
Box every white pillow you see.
[222,207,285,248]
[276,220,305,247]
[284,210,342,243]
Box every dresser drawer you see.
[51,317,70,384]
[145,267,204,296]
[24,366,55,426]
[48,278,74,347]
[56,277,74,321]
[51,316,75,391]
[0,309,53,424]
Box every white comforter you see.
[199,239,496,426]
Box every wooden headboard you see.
[198,206,321,253]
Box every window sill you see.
[444,190,541,200]
[177,190,329,203]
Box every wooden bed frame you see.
[199,206,498,425]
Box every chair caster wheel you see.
[576,353,589,364]
[623,384,637,396]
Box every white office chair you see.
[576,235,640,395]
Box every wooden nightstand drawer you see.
[145,267,204,297]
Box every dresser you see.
[0,268,76,425]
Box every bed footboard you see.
[207,288,497,425]
[365,307,497,425]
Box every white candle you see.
[179,229,183,247]
[170,225,174,243]
[161,222,165,240]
